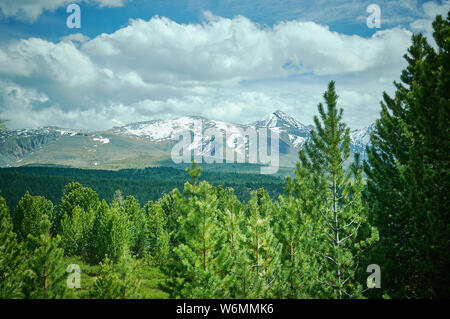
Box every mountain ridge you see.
[0,111,374,170]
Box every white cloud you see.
[0,38,98,86]
[410,1,450,45]
[95,0,130,8]
[0,0,69,22]
[60,33,90,44]
[0,0,130,22]
[82,15,411,82]
[0,14,414,130]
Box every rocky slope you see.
[0,111,374,170]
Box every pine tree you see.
[242,190,282,298]
[91,254,142,299]
[13,192,56,249]
[158,188,187,247]
[214,187,246,298]
[122,195,148,258]
[0,195,25,298]
[58,182,100,233]
[296,81,378,298]
[23,215,67,299]
[115,254,142,299]
[107,203,130,261]
[89,200,109,262]
[231,250,252,298]
[90,256,121,299]
[173,182,223,298]
[364,13,450,298]
[282,159,325,298]
[158,189,189,297]
[161,163,231,298]
[56,184,100,260]
[145,202,169,265]
[186,160,202,185]
[59,203,95,259]
[274,192,314,298]
[60,206,83,256]
[88,200,129,263]
[111,190,124,209]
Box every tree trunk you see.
[333,179,342,299]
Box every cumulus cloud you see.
[410,0,450,45]
[0,0,130,22]
[82,14,411,82]
[60,33,91,44]
[0,13,415,130]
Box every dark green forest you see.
[0,165,285,211]
[0,13,448,299]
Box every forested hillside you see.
[0,13,448,299]
[0,165,285,211]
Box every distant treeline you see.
[0,165,286,209]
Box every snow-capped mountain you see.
[0,127,79,140]
[251,110,312,131]
[0,111,374,169]
[250,110,314,151]
[350,123,375,147]
[349,123,375,158]
[112,116,250,143]
[0,127,84,167]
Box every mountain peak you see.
[0,111,374,168]
[254,110,308,131]
[273,110,290,118]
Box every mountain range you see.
[0,111,374,172]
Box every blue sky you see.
[0,0,449,130]
[0,0,437,41]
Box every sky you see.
[0,0,449,130]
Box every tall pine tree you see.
[23,215,67,299]
[145,201,169,265]
[13,192,56,248]
[294,81,378,298]
[0,195,25,298]
[242,190,282,298]
[364,13,450,298]
[161,163,232,298]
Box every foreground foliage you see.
[364,12,450,298]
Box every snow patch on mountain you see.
[112,111,374,159]
[252,110,309,131]
[93,136,110,144]
[288,134,306,148]
[115,117,204,141]
[56,129,78,137]
[0,111,375,168]
[350,123,375,147]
